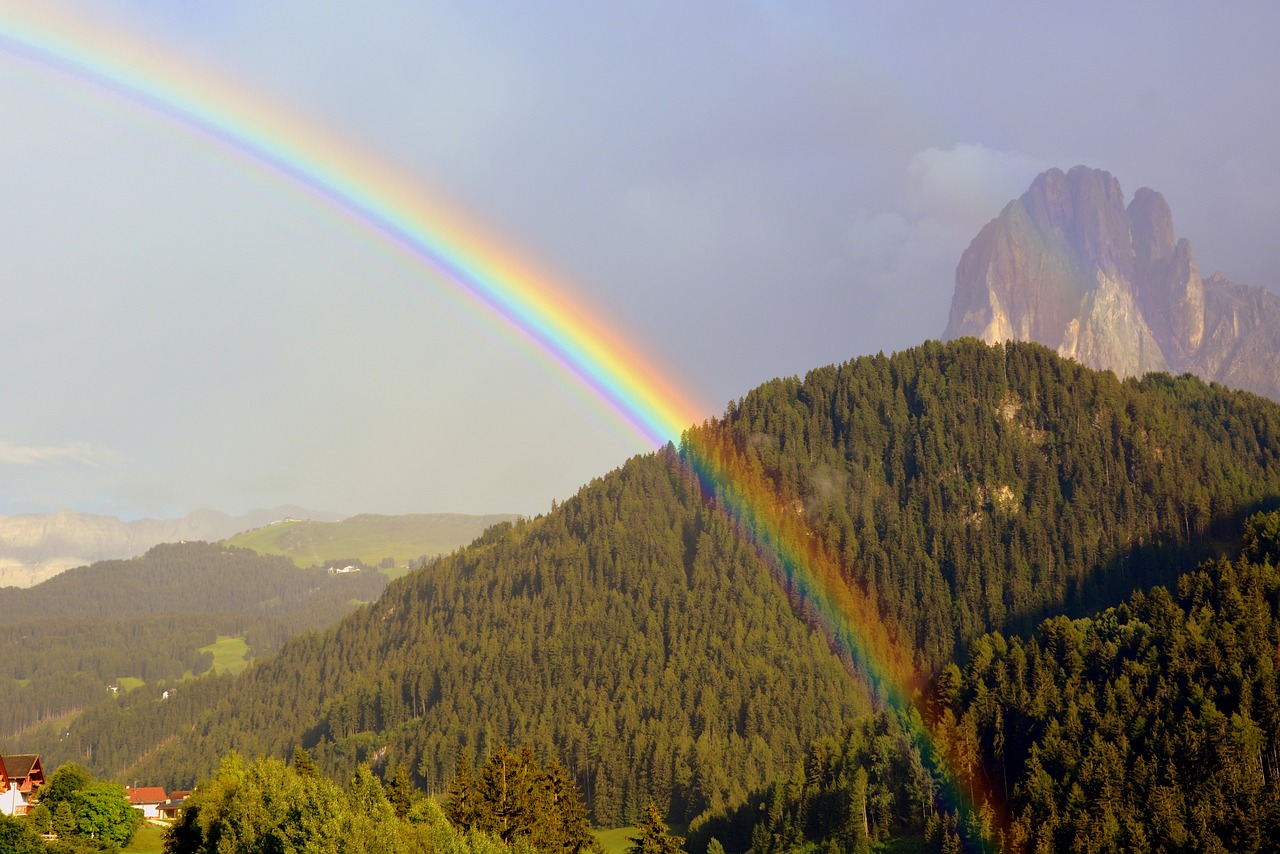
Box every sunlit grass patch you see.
[200,635,251,675]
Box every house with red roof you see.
[126,786,169,819]
[0,754,45,816]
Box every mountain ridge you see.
[945,165,1280,400]
[0,507,524,588]
[0,505,343,587]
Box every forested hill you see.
[0,542,382,624]
[703,339,1280,670]
[80,340,1280,830]
[689,509,1280,852]
[0,543,387,752]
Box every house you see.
[0,754,45,815]
[126,786,168,819]
[156,790,191,820]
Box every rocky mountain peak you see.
[1128,186,1177,271]
[945,166,1280,401]
[1021,166,1133,281]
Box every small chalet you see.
[126,786,169,819]
[0,754,45,816]
[157,790,191,820]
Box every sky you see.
[1,1,1277,521]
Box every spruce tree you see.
[387,762,415,820]
[628,802,684,854]
[291,746,318,778]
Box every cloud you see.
[904,143,1051,228]
[840,143,1053,344]
[0,440,124,468]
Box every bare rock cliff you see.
[945,165,1280,400]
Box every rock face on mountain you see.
[0,506,340,588]
[945,165,1280,400]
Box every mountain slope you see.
[108,460,873,828]
[0,542,387,745]
[61,341,1280,829]
[686,511,1280,853]
[945,165,1280,400]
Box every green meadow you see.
[123,823,166,853]
[200,635,251,675]
[592,825,637,854]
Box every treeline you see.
[0,542,386,624]
[165,745,598,854]
[0,617,216,682]
[0,616,218,737]
[16,674,234,776]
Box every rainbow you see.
[676,434,998,840]
[0,1,700,449]
[0,2,1000,844]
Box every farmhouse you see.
[126,786,169,819]
[157,790,191,820]
[0,754,45,816]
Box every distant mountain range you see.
[945,165,1280,400]
[0,506,342,588]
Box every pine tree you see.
[446,749,479,830]
[387,762,415,820]
[628,802,684,854]
[292,746,318,778]
[538,755,598,854]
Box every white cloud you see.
[0,440,124,468]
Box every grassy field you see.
[124,823,166,853]
[117,676,146,692]
[592,825,637,854]
[225,513,518,571]
[200,635,251,675]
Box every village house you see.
[0,754,45,816]
[126,786,169,819]
[156,790,191,820]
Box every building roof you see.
[126,786,168,805]
[0,755,43,791]
[0,755,40,780]
[157,798,186,814]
